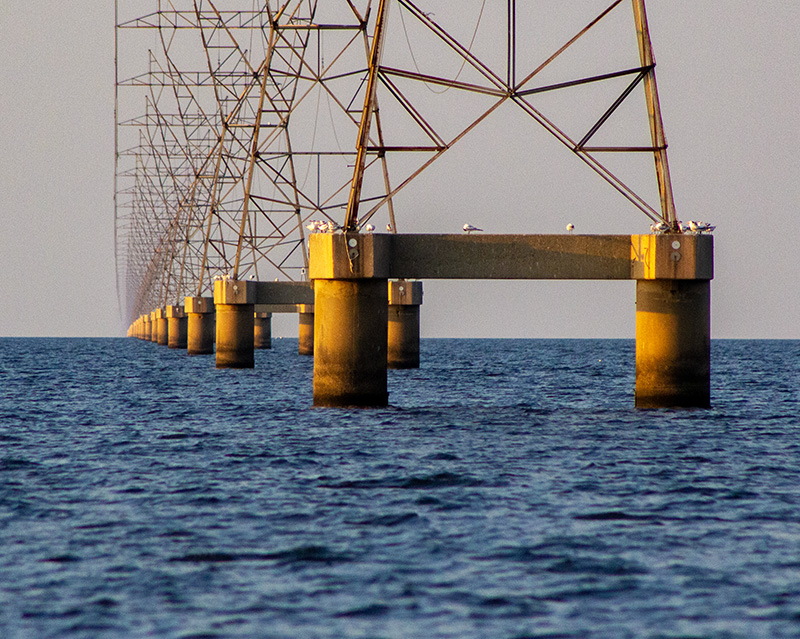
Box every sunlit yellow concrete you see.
[635,279,710,408]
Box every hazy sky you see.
[1,1,798,339]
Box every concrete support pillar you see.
[149,311,158,342]
[387,280,423,369]
[254,312,272,349]
[185,296,215,355]
[298,305,314,356]
[152,308,168,346]
[635,279,710,408]
[166,305,188,349]
[214,280,255,369]
[216,304,254,368]
[313,279,388,407]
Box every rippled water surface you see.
[1,337,800,638]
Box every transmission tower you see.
[116,0,677,323]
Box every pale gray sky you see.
[1,1,798,338]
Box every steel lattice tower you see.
[116,0,677,323]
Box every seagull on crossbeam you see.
[463,223,483,234]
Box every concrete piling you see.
[298,305,314,356]
[387,280,422,369]
[216,305,254,368]
[631,233,713,408]
[150,311,159,342]
[635,279,711,408]
[185,296,215,355]
[166,305,188,349]
[254,312,272,349]
[214,280,255,369]
[312,278,389,407]
[154,308,168,346]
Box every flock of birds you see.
[305,220,378,233]
[303,220,715,235]
[649,220,716,234]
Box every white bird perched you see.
[678,221,690,234]
[306,220,327,233]
[566,223,575,233]
[463,223,483,234]
[386,223,393,232]
[249,274,255,280]
[691,221,715,234]
[364,224,375,233]
[650,221,670,234]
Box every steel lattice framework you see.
[116,0,677,322]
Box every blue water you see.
[1,337,799,639]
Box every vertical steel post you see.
[344,0,391,231]
[631,0,677,228]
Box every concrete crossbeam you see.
[254,304,305,314]
[309,233,713,281]
[254,281,314,305]
[214,280,314,306]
